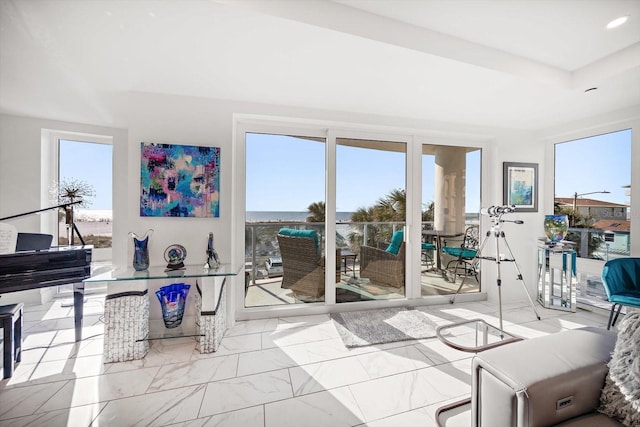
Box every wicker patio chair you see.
[277,232,340,300]
[359,241,405,288]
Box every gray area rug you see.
[330,307,438,347]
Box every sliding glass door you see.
[241,125,483,311]
[420,144,481,297]
[335,137,407,303]
[244,132,327,307]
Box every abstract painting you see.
[140,143,220,217]
[503,162,538,212]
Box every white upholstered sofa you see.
[471,318,639,427]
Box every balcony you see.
[564,226,630,310]
[244,221,480,307]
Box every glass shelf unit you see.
[537,245,577,312]
[85,263,241,283]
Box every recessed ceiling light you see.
[606,16,629,29]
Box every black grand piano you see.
[0,246,92,342]
[0,203,93,342]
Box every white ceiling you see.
[1,0,639,131]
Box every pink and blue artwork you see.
[140,142,220,218]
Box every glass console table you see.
[85,263,242,363]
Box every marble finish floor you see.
[0,294,612,426]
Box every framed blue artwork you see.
[503,162,538,212]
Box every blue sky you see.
[61,129,630,211]
[555,129,631,205]
[246,133,481,212]
[59,140,112,210]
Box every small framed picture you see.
[503,162,538,212]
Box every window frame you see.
[545,124,638,311]
[233,117,487,320]
[42,129,113,262]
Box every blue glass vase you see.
[129,229,153,271]
[156,283,190,329]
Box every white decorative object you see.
[599,312,640,426]
[0,223,17,254]
[103,294,149,363]
[195,283,227,353]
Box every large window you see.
[50,134,113,295]
[58,139,113,250]
[554,129,632,309]
[554,129,631,260]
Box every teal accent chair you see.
[601,257,640,329]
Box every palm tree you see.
[371,188,405,222]
[347,207,375,251]
[350,207,374,223]
[308,191,431,252]
[306,201,350,248]
[306,201,325,222]
[422,201,434,222]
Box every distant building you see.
[589,219,630,233]
[555,197,630,259]
[554,197,628,222]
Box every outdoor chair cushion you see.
[386,229,404,255]
[278,228,319,252]
[442,247,476,259]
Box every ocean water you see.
[246,211,354,222]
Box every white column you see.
[434,147,467,233]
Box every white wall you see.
[479,131,546,305]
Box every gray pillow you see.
[599,311,640,426]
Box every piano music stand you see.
[15,233,53,252]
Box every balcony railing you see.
[244,221,409,283]
[565,227,630,260]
